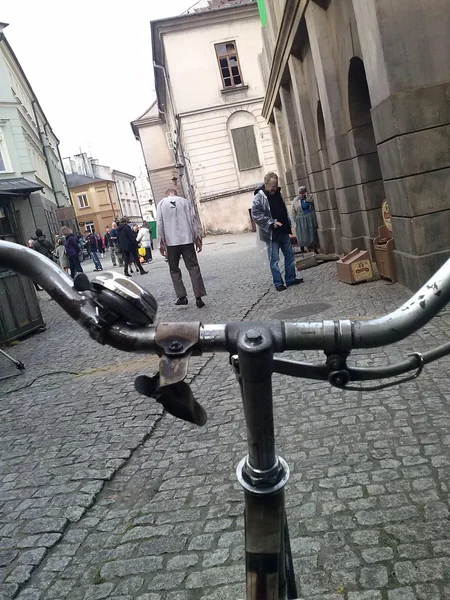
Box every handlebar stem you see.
[237,327,277,474]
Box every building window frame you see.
[0,128,13,173]
[77,193,89,209]
[215,40,244,89]
[231,125,261,171]
[85,221,95,233]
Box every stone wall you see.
[262,0,450,288]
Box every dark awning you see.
[0,178,44,195]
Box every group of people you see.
[28,173,317,308]
[29,219,154,280]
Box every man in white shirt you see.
[157,188,206,308]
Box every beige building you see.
[260,0,450,290]
[66,173,121,236]
[131,0,278,234]
[64,153,142,222]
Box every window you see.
[85,221,95,233]
[77,193,89,208]
[0,129,12,173]
[231,126,260,171]
[215,41,243,88]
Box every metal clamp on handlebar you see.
[134,322,207,426]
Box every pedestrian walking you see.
[110,222,124,267]
[136,222,153,263]
[292,185,320,253]
[157,188,206,308]
[54,238,70,273]
[32,229,54,260]
[95,233,105,258]
[117,218,148,277]
[252,172,303,292]
[61,227,84,279]
[84,231,103,271]
[104,226,117,267]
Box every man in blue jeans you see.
[252,172,303,291]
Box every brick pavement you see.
[1,233,450,599]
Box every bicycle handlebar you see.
[1,240,450,354]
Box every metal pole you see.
[233,325,291,600]
[237,329,276,471]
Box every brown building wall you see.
[70,181,121,236]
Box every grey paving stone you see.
[360,565,389,588]
[362,547,395,563]
[387,588,417,599]
[101,557,163,579]
[82,582,115,599]
[167,554,199,571]
[185,565,244,588]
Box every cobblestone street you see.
[2,233,450,600]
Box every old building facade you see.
[132,0,278,234]
[260,0,450,290]
[66,173,121,236]
[64,153,142,222]
[0,23,72,245]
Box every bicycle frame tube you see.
[233,327,290,600]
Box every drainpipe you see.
[112,176,123,220]
[106,182,118,222]
[154,62,194,202]
[55,136,73,208]
[31,100,60,209]
[153,61,204,233]
[28,195,38,232]
[133,178,144,221]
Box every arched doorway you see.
[345,57,385,253]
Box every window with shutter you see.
[231,126,261,171]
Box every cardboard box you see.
[336,249,373,284]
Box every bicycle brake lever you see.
[135,374,207,426]
[329,352,425,391]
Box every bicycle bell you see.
[75,271,157,326]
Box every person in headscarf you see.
[292,185,320,253]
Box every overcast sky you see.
[2,0,196,176]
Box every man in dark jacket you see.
[32,229,54,260]
[110,222,124,267]
[61,227,83,279]
[117,218,147,277]
[252,172,303,291]
[84,231,103,271]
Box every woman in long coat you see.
[117,218,147,277]
[292,185,320,253]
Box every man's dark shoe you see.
[124,271,132,278]
[287,278,304,287]
[276,285,287,292]
[196,298,205,308]
[175,297,188,305]
[139,269,148,275]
